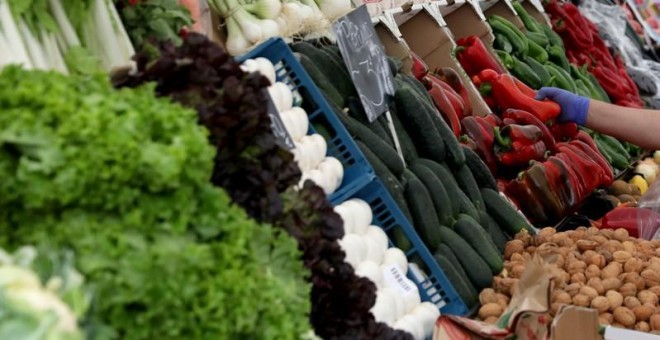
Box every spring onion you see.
[240,0,281,20]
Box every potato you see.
[504,240,525,260]
[554,291,572,305]
[636,321,651,332]
[607,290,624,310]
[602,263,623,279]
[571,273,587,284]
[580,286,599,300]
[478,303,503,319]
[639,290,659,306]
[483,316,499,324]
[624,258,644,273]
[479,288,498,305]
[613,228,630,241]
[585,265,600,279]
[587,277,605,295]
[625,296,642,309]
[572,294,591,307]
[613,306,636,327]
[613,250,632,264]
[603,278,622,291]
[592,296,610,313]
[620,283,638,298]
[651,314,660,331]
[634,305,655,322]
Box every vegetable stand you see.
[3,0,660,338]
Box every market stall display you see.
[3,0,660,338]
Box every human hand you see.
[536,87,590,125]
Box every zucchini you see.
[339,110,404,176]
[403,170,442,252]
[298,53,343,108]
[479,211,509,254]
[453,214,503,274]
[462,146,497,191]
[389,105,419,164]
[356,140,411,220]
[415,159,461,217]
[433,251,478,308]
[481,188,534,236]
[395,84,446,163]
[291,42,357,100]
[409,162,455,226]
[450,164,484,210]
[438,226,493,289]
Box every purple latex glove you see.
[535,87,590,125]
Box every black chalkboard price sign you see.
[332,5,396,123]
[263,89,296,150]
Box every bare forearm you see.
[585,100,660,149]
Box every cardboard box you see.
[374,17,414,74]
[395,3,492,116]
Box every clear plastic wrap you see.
[637,180,660,239]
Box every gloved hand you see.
[536,87,590,126]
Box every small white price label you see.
[382,264,418,297]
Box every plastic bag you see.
[637,180,660,239]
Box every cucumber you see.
[389,105,419,164]
[438,226,494,289]
[451,164,484,210]
[433,252,478,308]
[347,97,395,148]
[395,84,446,163]
[456,189,481,224]
[409,162,455,226]
[481,188,534,236]
[479,211,509,254]
[403,170,442,251]
[339,110,404,176]
[375,114,396,147]
[399,74,432,103]
[356,140,411,220]
[427,101,465,169]
[291,42,357,100]
[462,146,497,191]
[389,227,413,253]
[298,53,343,108]
[415,159,461,217]
[453,214,503,274]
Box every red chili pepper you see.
[549,122,579,142]
[495,124,543,147]
[568,139,613,186]
[524,162,566,221]
[502,109,557,152]
[557,143,602,194]
[505,174,548,223]
[482,114,502,128]
[461,116,497,174]
[592,66,631,101]
[411,52,428,81]
[426,79,461,138]
[455,36,504,77]
[488,74,561,122]
[546,156,577,209]
[514,77,537,98]
[424,74,465,114]
[575,130,599,153]
[553,152,588,202]
[433,67,473,118]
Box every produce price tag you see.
[382,264,418,297]
[333,5,396,122]
[264,89,295,150]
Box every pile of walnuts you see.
[478,226,660,333]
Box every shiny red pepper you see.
[411,52,428,81]
[488,74,561,122]
[497,140,548,167]
[549,122,579,142]
[502,109,556,152]
[553,152,588,203]
[547,155,578,207]
[434,67,473,118]
[568,139,613,186]
[425,75,466,117]
[495,124,543,147]
[462,116,497,174]
[455,36,504,77]
[426,79,461,138]
[505,173,548,224]
[482,114,502,128]
[557,143,602,196]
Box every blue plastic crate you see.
[350,178,470,316]
[237,38,375,203]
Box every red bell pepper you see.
[556,143,603,194]
[494,125,547,167]
[482,114,502,128]
[568,139,613,186]
[502,109,556,153]
[497,141,548,167]
[505,174,549,223]
[411,52,428,81]
[487,74,561,122]
[553,152,588,203]
[549,122,579,142]
[455,36,504,77]
[547,155,578,207]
